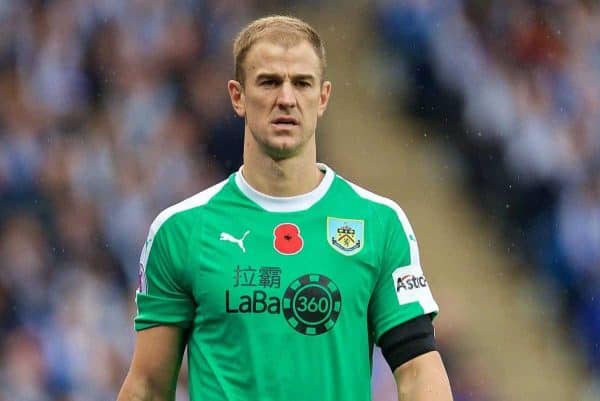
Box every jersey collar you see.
[234,163,334,212]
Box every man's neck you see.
[242,152,324,197]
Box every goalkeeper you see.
[117,15,453,401]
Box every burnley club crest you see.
[327,217,364,256]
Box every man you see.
[117,15,453,401]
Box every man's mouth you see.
[271,117,299,126]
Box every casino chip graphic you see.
[282,274,342,335]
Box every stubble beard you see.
[249,126,309,161]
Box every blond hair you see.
[233,15,326,85]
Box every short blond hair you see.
[233,15,326,85]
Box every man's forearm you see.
[394,351,453,401]
[117,374,171,401]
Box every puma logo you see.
[220,230,250,253]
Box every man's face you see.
[228,39,331,160]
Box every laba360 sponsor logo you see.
[225,267,342,336]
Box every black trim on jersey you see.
[378,314,436,371]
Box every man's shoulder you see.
[149,176,232,235]
[333,175,403,216]
[333,175,418,254]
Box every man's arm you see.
[393,351,453,401]
[117,325,187,401]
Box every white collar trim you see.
[235,163,334,212]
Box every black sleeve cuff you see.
[378,314,437,371]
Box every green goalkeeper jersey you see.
[135,164,439,401]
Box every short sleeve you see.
[368,204,438,344]
[134,215,195,330]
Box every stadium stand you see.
[0,1,245,399]
[373,0,600,398]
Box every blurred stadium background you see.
[0,0,599,400]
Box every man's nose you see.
[276,81,296,108]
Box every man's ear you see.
[317,80,332,117]
[228,80,245,118]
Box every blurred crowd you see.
[0,0,250,399]
[376,0,600,388]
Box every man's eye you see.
[295,81,311,88]
[260,80,276,86]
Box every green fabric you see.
[135,166,438,401]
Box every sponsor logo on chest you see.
[224,265,342,336]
